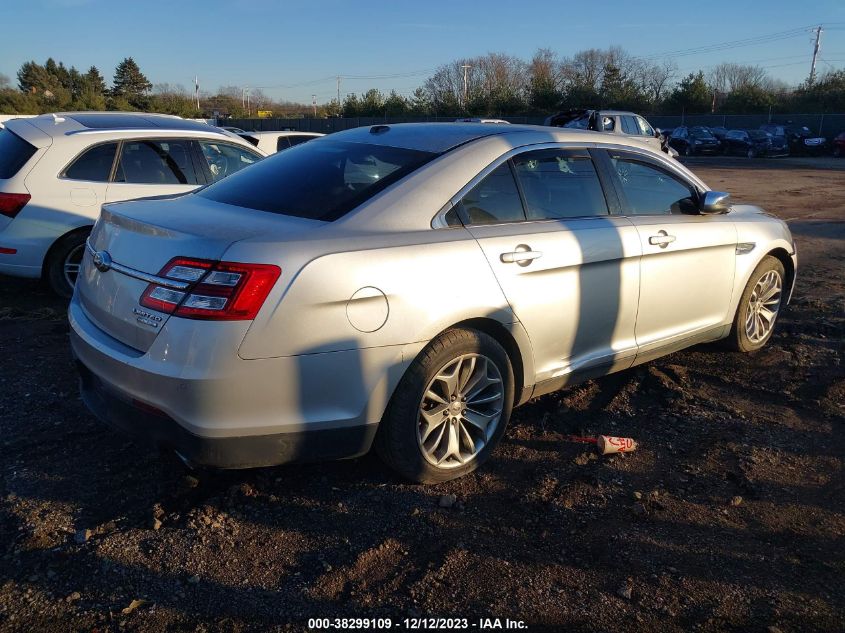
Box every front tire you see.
[375,328,514,483]
[45,229,90,298]
[726,256,785,352]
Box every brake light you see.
[139,257,280,321]
[0,193,31,219]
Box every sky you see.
[2,0,844,104]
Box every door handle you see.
[500,249,543,265]
[648,232,676,247]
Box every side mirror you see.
[700,191,731,214]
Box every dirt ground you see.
[0,156,843,633]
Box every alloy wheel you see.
[745,270,782,344]
[417,353,504,469]
[63,243,85,290]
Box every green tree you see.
[83,66,107,95]
[359,88,385,116]
[111,57,152,107]
[665,71,712,114]
[721,85,775,114]
[383,90,409,116]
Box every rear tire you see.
[375,328,514,483]
[725,256,785,352]
[45,229,90,299]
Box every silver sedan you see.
[69,123,797,483]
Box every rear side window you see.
[457,163,525,225]
[115,139,199,185]
[199,140,436,221]
[609,153,697,215]
[63,143,118,181]
[198,141,261,182]
[512,150,608,220]
[0,129,37,179]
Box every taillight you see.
[0,193,31,219]
[139,257,280,321]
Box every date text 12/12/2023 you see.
[307,617,529,630]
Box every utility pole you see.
[312,94,317,118]
[461,64,471,109]
[809,25,823,84]
[336,76,341,106]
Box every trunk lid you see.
[77,193,321,352]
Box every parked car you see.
[832,131,845,157]
[545,109,668,155]
[237,131,324,154]
[755,125,792,157]
[760,124,826,155]
[70,123,796,483]
[722,129,773,158]
[707,126,730,141]
[0,112,265,297]
[668,126,722,156]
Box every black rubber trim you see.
[77,361,376,469]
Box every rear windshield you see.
[0,128,37,178]
[198,140,436,221]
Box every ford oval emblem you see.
[92,250,112,273]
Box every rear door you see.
[600,149,736,354]
[105,138,201,202]
[460,147,641,384]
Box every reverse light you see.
[0,192,31,219]
[140,257,280,321]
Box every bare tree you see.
[709,63,767,93]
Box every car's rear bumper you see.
[67,293,415,469]
[76,361,377,468]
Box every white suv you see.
[0,112,265,296]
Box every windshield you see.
[198,140,437,221]
[690,128,715,140]
[747,131,769,140]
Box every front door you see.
[459,148,642,385]
[602,149,737,354]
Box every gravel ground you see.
[0,159,843,632]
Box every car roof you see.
[18,111,234,139]
[239,131,323,137]
[324,122,616,153]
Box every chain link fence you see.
[221,113,845,136]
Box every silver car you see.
[69,123,797,483]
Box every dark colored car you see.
[831,132,845,157]
[707,126,730,141]
[669,126,722,156]
[722,129,772,158]
[760,124,826,155]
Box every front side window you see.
[115,139,199,185]
[457,162,525,225]
[512,150,608,220]
[276,136,291,152]
[198,141,261,182]
[636,116,655,136]
[621,116,639,135]
[63,143,118,182]
[287,135,314,148]
[199,140,435,221]
[609,153,698,215]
